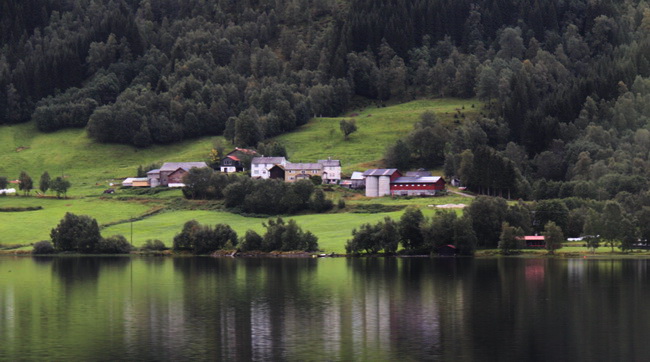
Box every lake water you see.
[1,256,649,360]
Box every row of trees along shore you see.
[33,213,319,255]
[3,1,650,206]
[349,195,650,255]
[0,171,70,197]
[33,194,645,255]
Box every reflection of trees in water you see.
[169,258,322,360]
[461,259,650,360]
[344,258,476,360]
[32,256,55,265]
[51,257,129,291]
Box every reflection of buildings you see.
[524,259,546,285]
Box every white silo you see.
[378,175,391,196]
[366,176,378,197]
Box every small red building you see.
[390,176,446,196]
[518,236,545,248]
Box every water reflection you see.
[3,257,650,360]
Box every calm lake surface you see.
[1,256,649,361]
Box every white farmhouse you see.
[251,157,288,179]
[318,158,341,184]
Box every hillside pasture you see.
[277,98,479,173]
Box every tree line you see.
[0,171,70,197]
[181,168,333,215]
[173,217,318,255]
[347,194,650,255]
[3,0,650,208]
[33,212,318,255]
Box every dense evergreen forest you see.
[2,0,650,212]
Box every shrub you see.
[142,239,167,251]
[337,198,346,209]
[173,220,238,254]
[50,212,101,253]
[261,217,319,252]
[32,240,55,254]
[239,230,263,252]
[173,220,200,251]
[309,189,333,212]
[96,235,132,254]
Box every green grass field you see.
[101,207,442,253]
[0,196,154,245]
[276,98,479,173]
[0,122,216,195]
[0,98,480,252]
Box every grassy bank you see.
[276,98,479,173]
[0,98,480,253]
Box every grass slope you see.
[101,208,442,254]
[0,98,479,251]
[0,197,153,245]
[277,98,479,173]
[0,122,216,195]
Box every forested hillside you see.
[2,0,650,206]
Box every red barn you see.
[390,176,446,196]
[518,236,545,248]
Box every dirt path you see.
[448,190,476,198]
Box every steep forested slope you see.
[2,0,650,205]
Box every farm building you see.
[436,244,458,256]
[518,236,546,248]
[220,148,258,173]
[284,163,323,182]
[268,165,286,180]
[405,170,432,177]
[251,157,287,179]
[318,158,341,184]
[390,176,446,196]
[363,169,402,197]
[341,171,366,189]
[148,162,208,187]
[122,177,149,187]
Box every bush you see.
[50,212,101,253]
[239,230,263,252]
[309,189,333,212]
[142,239,167,251]
[337,198,346,209]
[261,217,319,252]
[172,220,238,254]
[32,240,55,254]
[96,235,132,254]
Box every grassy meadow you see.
[0,122,216,195]
[0,196,154,246]
[0,98,480,252]
[276,98,480,173]
[100,207,445,254]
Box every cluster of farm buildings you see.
[122,148,446,197]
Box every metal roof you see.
[318,159,341,167]
[362,169,399,176]
[285,163,323,170]
[392,176,443,184]
[147,169,160,174]
[160,162,208,172]
[252,157,287,164]
[405,170,433,177]
[351,171,364,180]
[123,177,148,184]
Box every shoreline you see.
[4,249,650,259]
